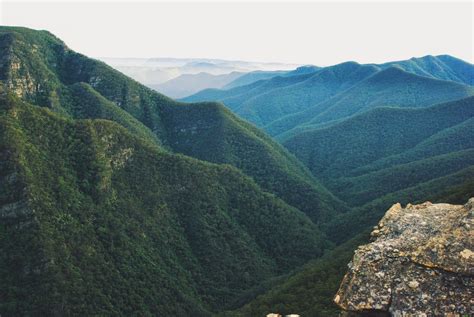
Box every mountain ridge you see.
[0,26,346,224]
[184,55,474,138]
[0,26,340,315]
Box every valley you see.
[0,25,472,316]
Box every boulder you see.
[334,198,474,316]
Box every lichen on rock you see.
[334,198,474,316]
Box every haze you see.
[0,0,472,65]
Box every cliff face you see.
[334,199,474,316]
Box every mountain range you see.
[151,71,244,98]
[184,55,474,138]
[0,26,338,315]
[0,26,473,316]
[101,57,298,91]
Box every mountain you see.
[0,26,343,315]
[184,56,474,138]
[378,54,474,86]
[283,65,321,76]
[182,71,320,119]
[0,95,329,315]
[271,67,474,140]
[282,97,474,236]
[229,194,474,316]
[283,97,474,180]
[158,101,347,224]
[0,26,346,223]
[101,57,299,86]
[234,62,378,127]
[2,26,472,317]
[181,56,474,317]
[223,70,287,89]
[151,71,244,98]
[101,65,180,85]
[170,61,474,316]
[297,67,474,128]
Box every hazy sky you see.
[1,0,472,65]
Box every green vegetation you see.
[325,166,474,244]
[284,97,474,179]
[1,26,472,316]
[160,101,347,223]
[299,67,474,128]
[378,54,474,85]
[182,72,318,120]
[184,62,378,128]
[223,232,370,317]
[331,149,474,206]
[283,97,474,242]
[0,95,329,315]
[274,67,474,141]
[237,63,378,128]
[0,25,345,225]
[184,56,474,139]
[0,25,344,316]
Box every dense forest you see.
[0,26,472,316]
[0,26,341,315]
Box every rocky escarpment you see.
[334,199,473,316]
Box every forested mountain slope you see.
[0,26,345,224]
[378,54,474,85]
[233,62,379,127]
[283,97,474,220]
[183,62,376,127]
[224,232,370,317]
[181,71,318,111]
[284,97,474,179]
[273,67,474,140]
[0,95,331,315]
[297,67,474,128]
[0,26,341,315]
[184,55,474,138]
[1,26,472,317]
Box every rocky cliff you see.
[334,198,473,316]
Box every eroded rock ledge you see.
[334,198,473,316]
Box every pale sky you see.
[0,0,472,65]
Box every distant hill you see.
[105,65,179,85]
[151,71,244,98]
[185,55,474,137]
[182,71,320,117]
[283,97,474,207]
[378,54,474,85]
[235,62,378,127]
[304,67,474,125]
[223,70,287,89]
[101,57,300,87]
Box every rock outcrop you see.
[334,198,474,316]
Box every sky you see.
[0,0,472,66]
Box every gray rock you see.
[334,198,474,316]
